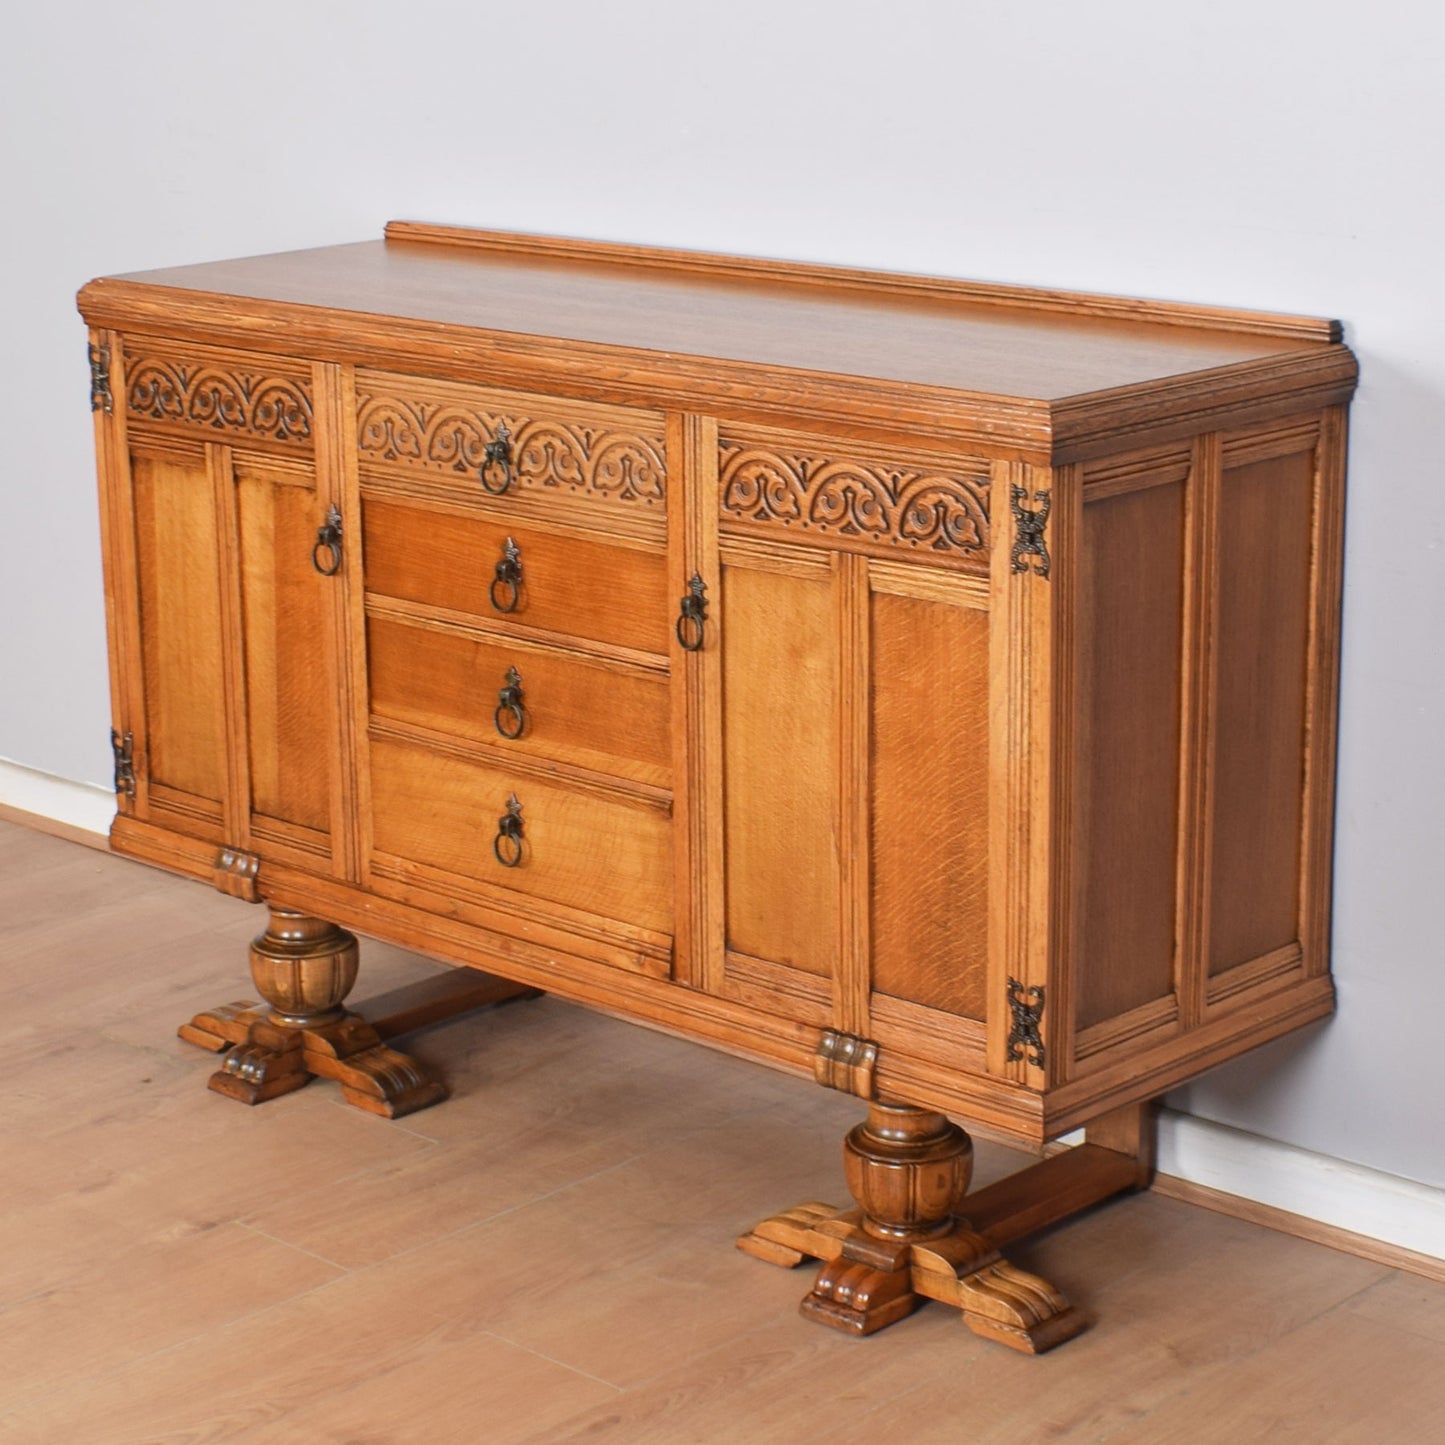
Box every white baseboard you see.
[0,758,115,838]
[2,759,1440,1264]
[1156,1107,1444,1263]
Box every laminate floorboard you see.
[0,818,1440,1443]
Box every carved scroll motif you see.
[126,358,313,445]
[355,393,667,509]
[719,440,989,561]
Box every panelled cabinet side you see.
[1046,404,1346,1134]
[77,227,1356,1354]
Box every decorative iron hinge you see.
[814,1028,879,1099]
[1006,979,1046,1068]
[111,729,136,797]
[89,343,113,414]
[1009,486,1051,578]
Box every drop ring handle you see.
[490,536,523,613]
[494,667,526,740]
[675,572,709,651]
[479,422,514,495]
[311,505,343,577]
[493,793,524,867]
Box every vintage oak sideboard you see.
[79,224,1354,1352]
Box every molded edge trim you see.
[384,221,1344,344]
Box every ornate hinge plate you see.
[213,847,262,903]
[1006,979,1046,1068]
[1009,486,1051,578]
[110,729,136,797]
[89,343,113,414]
[814,1029,879,1099]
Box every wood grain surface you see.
[100,232,1332,398]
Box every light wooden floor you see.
[2,818,1442,1444]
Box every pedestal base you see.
[178,908,538,1118]
[739,1101,1153,1354]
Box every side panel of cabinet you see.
[1206,445,1314,977]
[1059,419,1340,1109]
[1072,459,1189,1050]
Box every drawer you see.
[369,736,673,936]
[362,498,670,655]
[355,369,667,521]
[367,611,671,788]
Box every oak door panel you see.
[721,561,837,980]
[236,459,332,838]
[869,591,990,1021]
[130,445,226,822]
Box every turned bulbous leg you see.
[799,1102,973,1334]
[248,910,359,1028]
[844,1102,973,1241]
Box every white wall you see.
[3,1,1442,1192]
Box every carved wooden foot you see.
[739,1100,1153,1354]
[179,907,537,1118]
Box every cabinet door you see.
[103,339,344,876]
[712,426,993,1050]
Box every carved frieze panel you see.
[356,390,667,511]
[125,350,313,447]
[719,434,989,566]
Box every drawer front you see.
[367,612,671,788]
[362,498,670,655]
[718,425,991,571]
[355,370,667,524]
[369,736,673,935]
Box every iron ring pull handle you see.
[311,505,343,577]
[675,572,709,652]
[493,793,524,868]
[479,422,514,495]
[494,667,526,740]
[489,536,523,613]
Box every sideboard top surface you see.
[81,223,1350,406]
